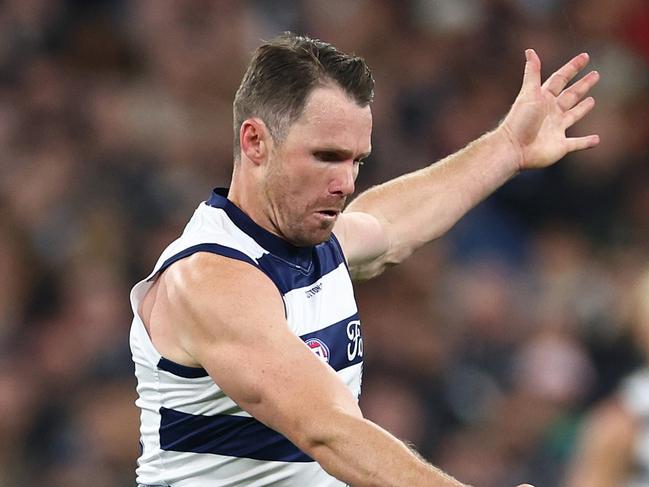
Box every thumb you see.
[521,49,541,93]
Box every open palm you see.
[501,49,600,170]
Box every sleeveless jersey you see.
[620,368,649,487]
[129,188,362,486]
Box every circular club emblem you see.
[305,338,330,363]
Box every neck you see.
[227,165,280,239]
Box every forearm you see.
[347,127,520,265]
[302,411,466,487]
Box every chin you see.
[291,228,333,247]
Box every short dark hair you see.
[232,32,374,160]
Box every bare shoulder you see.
[165,252,269,296]
[165,251,264,295]
[151,252,286,364]
[163,251,284,329]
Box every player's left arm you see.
[334,49,600,281]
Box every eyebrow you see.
[314,147,372,160]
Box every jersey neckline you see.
[206,187,319,270]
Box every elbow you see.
[383,243,416,267]
[380,223,424,268]
[375,241,417,273]
[351,232,418,281]
[291,404,363,458]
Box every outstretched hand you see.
[500,49,600,171]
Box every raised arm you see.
[334,50,599,280]
[160,252,468,487]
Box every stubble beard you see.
[263,167,333,247]
[275,192,334,247]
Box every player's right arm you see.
[334,50,599,282]
[160,252,468,487]
[563,399,635,487]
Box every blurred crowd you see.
[0,0,648,486]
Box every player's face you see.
[262,85,372,246]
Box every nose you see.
[329,162,356,197]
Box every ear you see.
[240,118,272,165]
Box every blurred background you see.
[0,0,648,485]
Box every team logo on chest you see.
[305,338,330,363]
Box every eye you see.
[313,151,342,162]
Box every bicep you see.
[166,254,361,446]
[334,211,390,280]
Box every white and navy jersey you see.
[620,368,649,487]
[129,188,362,486]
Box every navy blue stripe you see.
[157,357,209,378]
[150,243,257,281]
[330,231,352,275]
[257,241,344,295]
[159,407,312,462]
[329,232,347,265]
[300,313,363,372]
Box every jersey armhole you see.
[148,243,259,282]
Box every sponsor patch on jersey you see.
[305,338,330,363]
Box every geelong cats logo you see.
[305,338,330,363]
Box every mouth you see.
[315,209,340,220]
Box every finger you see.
[542,52,590,96]
[521,48,541,93]
[566,134,600,152]
[557,70,600,111]
[563,96,596,128]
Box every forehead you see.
[286,85,372,151]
